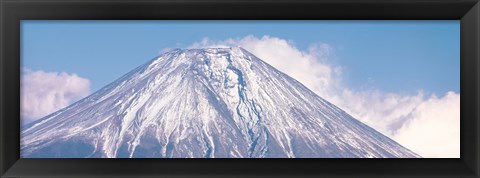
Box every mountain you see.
[20,47,420,158]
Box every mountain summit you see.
[21,47,419,158]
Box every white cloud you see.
[332,89,426,136]
[334,89,460,158]
[189,35,460,158]
[393,92,460,158]
[21,68,91,125]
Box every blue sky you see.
[21,20,459,95]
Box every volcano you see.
[21,47,419,158]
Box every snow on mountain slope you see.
[21,47,420,158]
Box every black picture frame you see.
[1,0,479,177]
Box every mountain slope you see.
[21,47,420,158]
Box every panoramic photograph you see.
[20,21,459,158]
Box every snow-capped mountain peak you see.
[21,47,420,158]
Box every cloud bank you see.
[189,35,460,158]
[21,68,91,125]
